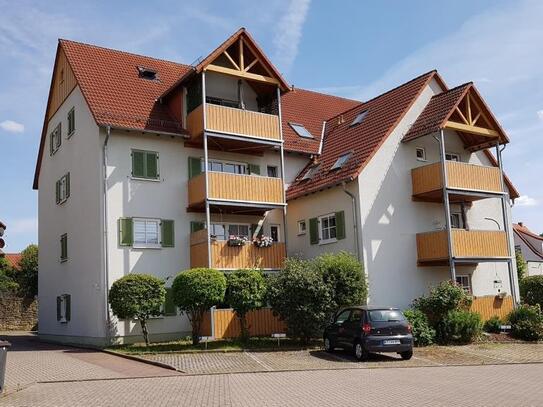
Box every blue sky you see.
[1,0,542,252]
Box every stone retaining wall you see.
[0,294,38,330]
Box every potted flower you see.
[253,235,273,248]
[228,235,248,247]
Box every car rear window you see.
[369,310,405,322]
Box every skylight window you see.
[137,66,158,81]
[350,110,368,127]
[302,164,320,180]
[330,152,352,170]
[289,122,313,138]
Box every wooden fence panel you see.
[201,308,286,339]
[470,295,513,321]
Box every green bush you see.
[314,252,367,309]
[483,316,502,334]
[520,275,543,309]
[508,304,543,341]
[436,310,482,344]
[516,249,527,282]
[413,281,472,325]
[173,268,227,345]
[225,269,267,342]
[109,274,166,346]
[404,309,435,346]
[267,258,332,344]
[17,244,39,298]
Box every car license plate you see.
[383,339,401,345]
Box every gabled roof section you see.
[4,253,22,270]
[403,82,509,151]
[287,70,442,200]
[281,88,360,155]
[482,150,520,199]
[514,223,543,260]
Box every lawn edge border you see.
[102,349,183,372]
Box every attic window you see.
[137,66,158,81]
[350,110,368,127]
[289,122,313,138]
[302,164,320,180]
[330,152,352,170]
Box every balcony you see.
[411,161,503,202]
[186,103,281,141]
[190,229,286,270]
[416,229,509,264]
[188,172,284,208]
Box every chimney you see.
[337,115,345,125]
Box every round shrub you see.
[267,258,332,344]
[108,274,166,345]
[225,269,267,341]
[412,281,472,325]
[483,315,502,334]
[520,275,543,308]
[404,309,436,346]
[508,304,543,341]
[172,268,227,344]
[436,310,482,344]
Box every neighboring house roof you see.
[482,150,520,199]
[514,223,543,260]
[287,70,441,200]
[4,253,22,270]
[281,88,360,155]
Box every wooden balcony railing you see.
[188,172,284,207]
[412,161,503,201]
[416,229,509,263]
[190,232,286,270]
[185,103,281,141]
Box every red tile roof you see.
[514,223,543,260]
[287,71,440,200]
[4,253,22,270]
[281,88,360,155]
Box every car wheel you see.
[354,341,368,361]
[400,350,413,360]
[324,336,335,352]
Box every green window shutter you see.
[190,221,205,233]
[161,220,175,247]
[65,173,70,198]
[164,288,176,316]
[188,157,202,179]
[335,211,346,240]
[309,217,319,245]
[57,124,62,148]
[248,164,260,175]
[65,295,71,321]
[146,152,159,179]
[55,180,60,204]
[132,151,145,178]
[118,218,133,246]
[50,132,54,156]
[60,234,67,261]
[56,296,61,321]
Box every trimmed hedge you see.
[508,304,543,341]
[436,310,482,344]
[483,315,502,334]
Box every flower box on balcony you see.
[227,235,248,247]
[253,236,274,248]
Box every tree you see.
[17,244,38,298]
[267,258,332,344]
[225,269,266,342]
[108,274,166,346]
[520,275,543,309]
[172,268,226,345]
[515,249,527,283]
[314,252,367,309]
[0,257,18,294]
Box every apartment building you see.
[34,28,520,345]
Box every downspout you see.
[102,125,111,344]
[341,181,361,263]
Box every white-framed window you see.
[133,218,161,248]
[270,225,280,242]
[416,147,426,161]
[210,223,251,240]
[210,223,227,240]
[319,213,337,244]
[57,294,70,323]
[56,173,70,205]
[201,159,247,175]
[450,213,463,229]
[267,165,278,178]
[289,122,313,138]
[50,123,62,155]
[445,152,460,162]
[297,220,306,235]
[67,108,75,138]
[228,224,250,239]
[456,275,472,294]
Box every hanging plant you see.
[253,235,274,248]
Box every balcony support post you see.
[438,129,456,281]
[202,71,212,267]
[496,143,518,306]
[277,86,288,249]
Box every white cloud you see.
[537,110,543,121]
[272,0,311,73]
[516,195,538,207]
[0,120,24,133]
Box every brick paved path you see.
[2,363,542,406]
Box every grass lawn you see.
[108,337,323,355]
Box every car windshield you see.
[369,310,405,322]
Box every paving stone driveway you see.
[140,342,543,374]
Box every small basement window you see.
[302,164,320,180]
[330,152,352,170]
[289,122,313,138]
[137,66,158,81]
[416,147,426,161]
[350,110,368,126]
